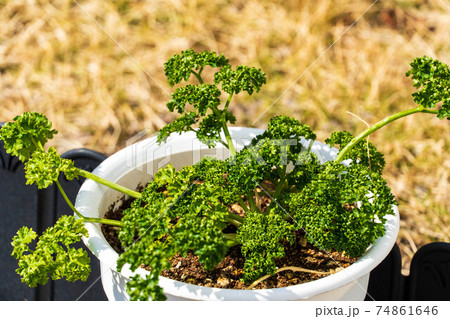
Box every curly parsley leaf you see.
[266,115,316,141]
[287,151,321,191]
[214,64,266,95]
[193,157,237,204]
[166,84,222,115]
[288,162,396,257]
[226,148,266,197]
[173,192,229,270]
[236,116,316,187]
[326,131,385,173]
[157,112,199,144]
[237,210,294,283]
[0,112,57,162]
[24,147,78,189]
[159,50,267,153]
[164,49,229,86]
[11,215,90,287]
[196,110,236,147]
[250,116,316,165]
[11,226,37,260]
[406,56,450,119]
[127,273,167,301]
[117,163,230,300]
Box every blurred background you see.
[0,0,448,275]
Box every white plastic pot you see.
[75,127,399,301]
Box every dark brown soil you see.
[101,195,356,290]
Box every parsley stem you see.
[223,233,239,247]
[81,217,124,227]
[273,165,287,199]
[55,180,83,219]
[334,107,439,163]
[192,70,204,84]
[32,130,140,199]
[228,212,244,223]
[210,105,237,156]
[238,197,251,213]
[222,124,237,156]
[30,135,126,227]
[224,93,233,111]
[247,191,259,213]
[218,140,229,148]
[225,215,241,227]
[255,188,262,211]
[223,233,236,240]
[31,136,45,153]
[55,178,124,227]
[76,168,142,199]
[307,139,315,153]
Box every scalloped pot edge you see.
[74,127,399,301]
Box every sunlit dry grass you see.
[0,0,449,275]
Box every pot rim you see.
[75,127,400,300]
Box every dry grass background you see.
[0,0,449,275]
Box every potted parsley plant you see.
[1,50,448,300]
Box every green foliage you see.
[266,115,316,141]
[166,84,222,115]
[121,241,172,301]
[237,210,294,283]
[286,162,396,257]
[326,131,385,173]
[287,152,321,191]
[196,110,236,147]
[0,112,57,162]
[25,147,78,189]
[192,156,237,204]
[127,273,168,301]
[226,148,266,197]
[406,56,450,119]
[214,64,266,95]
[164,49,229,86]
[157,111,199,144]
[117,163,230,300]
[246,116,316,169]
[11,215,90,287]
[159,49,266,149]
